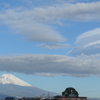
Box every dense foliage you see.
[62,87,79,97]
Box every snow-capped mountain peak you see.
[0,74,32,87]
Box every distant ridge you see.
[0,93,10,99]
[88,98,100,100]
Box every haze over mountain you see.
[0,74,57,98]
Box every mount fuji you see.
[0,74,32,87]
[0,74,57,98]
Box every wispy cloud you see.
[0,54,100,77]
[37,43,71,49]
[21,0,33,5]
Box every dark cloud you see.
[0,54,100,77]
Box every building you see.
[57,97,87,100]
[5,97,16,100]
[55,87,87,100]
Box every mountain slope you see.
[0,93,10,99]
[0,84,50,97]
[0,74,57,98]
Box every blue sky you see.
[1,0,100,98]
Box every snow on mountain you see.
[0,74,32,87]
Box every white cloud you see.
[68,45,100,56]
[84,40,100,47]
[0,1,100,43]
[37,43,71,49]
[0,54,100,77]
[0,7,65,42]
[27,1,100,21]
[68,28,100,56]
[76,28,100,46]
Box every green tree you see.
[62,87,79,97]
